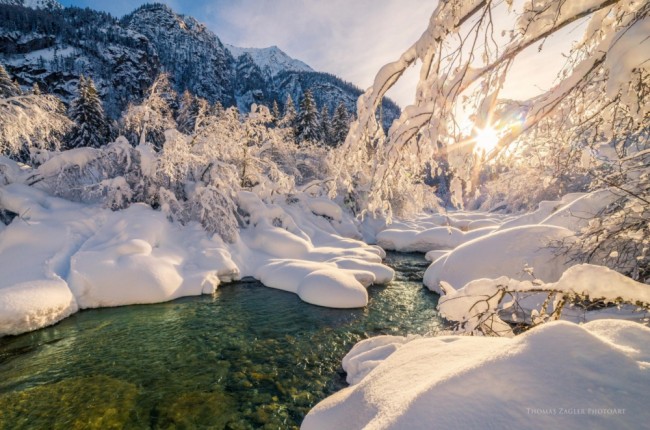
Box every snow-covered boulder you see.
[303,320,650,430]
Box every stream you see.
[0,252,444,429]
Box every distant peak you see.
[225,44,313,77]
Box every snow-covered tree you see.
[0,66,70,160]
[176,90,195,134]
[65,75,109,149]
[0,64,21,98]
[271,100,281,126]
[280,94,297,129]
[335,0,648,214]
[333,0,648,274]
[121,73,177,149]
[320,105,332,145]
[330,101,350,146]
[176,91,209,134]
[296,90,322,143]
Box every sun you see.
[474,126,500,153]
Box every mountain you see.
[0,2,400,126]
[0,0,61,9]
[226,44,313,77]
[122,4,235,107]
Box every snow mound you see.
[424,250,448,262]
[67,204,235,308]
[540,188,619,232]
[424,225,575,293]
[303,320,650,430]
[0,279,77,336]
[297,270,368,308]
[496,192,586,231]
[377,225,497,253]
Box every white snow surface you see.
[0,185,393,336]
[437,264,650,337]
[423,224,575,293]
[225,44,313,76]
[303,319,650,430]
[375,211,503,253]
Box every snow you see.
[0,184,393,336]
[0,0,62,10]
[303,319,650,430]
[539,189,620,231]
[37,148,103,178]
[225,44,313,77]
[376,212,501,253]
[437,263,650,337]
[0,279,77,336]
[424,225,575,293]
[424,249,448,262]
[298,270,367,308]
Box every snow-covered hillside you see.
[0,0,61,9]
[0,2,400,123]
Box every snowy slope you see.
[226,44,313,77]
[0,0,61,9]
[304,320,650,429]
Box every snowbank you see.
[424,225,575,293]
[0,185,393,336]
[375,211,502,253]
[437,264,650,336]
[303,320,650,430]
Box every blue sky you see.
[57,1,576,107]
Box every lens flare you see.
[474,126,499,153]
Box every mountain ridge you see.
[0,1,400,125]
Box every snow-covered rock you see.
[303,320,650,430]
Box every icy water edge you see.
[0,252,443,429]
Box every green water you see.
[0,253,443,429]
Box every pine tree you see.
[177,90,196,134]
[320,105,332,145]
[331,101,351,146]
[66,75,109,149]
[296,90,321,143]
[211,100,224,118]
[271,100,281,126]
[0,64,20,98]
[280,95,296,128]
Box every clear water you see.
[0,253,443,429]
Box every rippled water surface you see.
[0,253,443,429]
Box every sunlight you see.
[474,126,499,153]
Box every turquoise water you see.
[0,253,443,429]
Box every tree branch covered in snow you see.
[0,94,71,161]
[337,0,649,220]
[438,264,650,337]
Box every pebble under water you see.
[0,252,444,429]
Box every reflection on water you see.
[0,253,443,429]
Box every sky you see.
[57,0,578,107]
